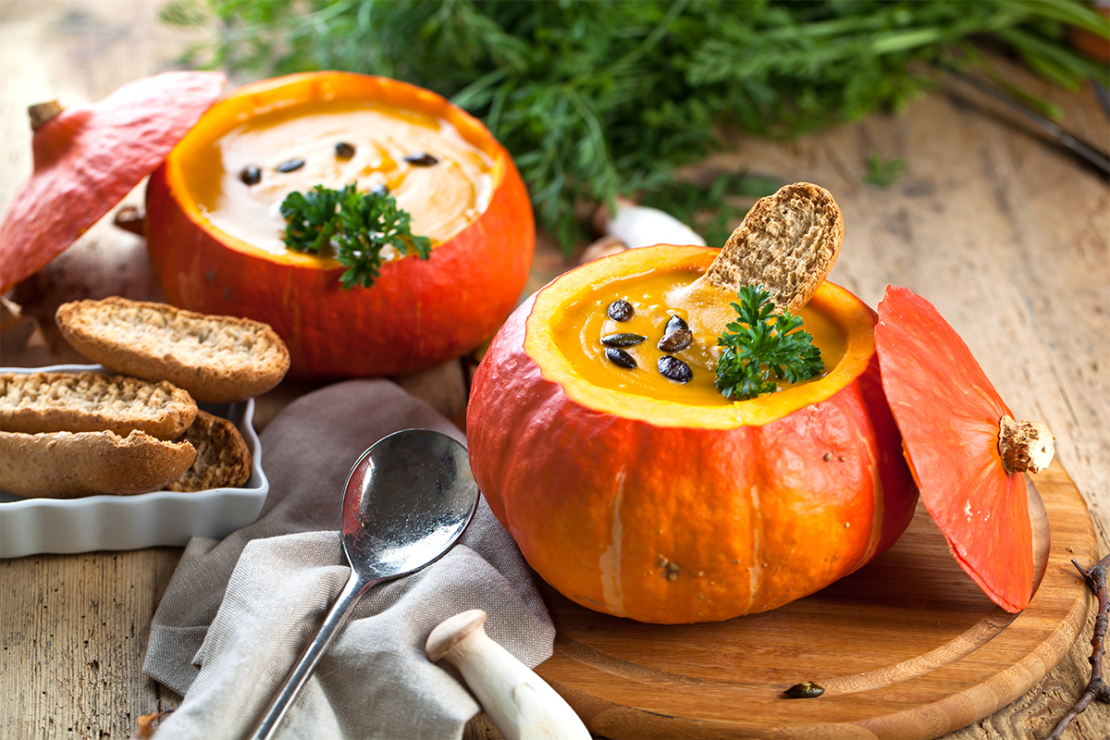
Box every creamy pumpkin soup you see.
[552,266,846,406]
[181,100,495,256]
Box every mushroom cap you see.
[875,285,1034,613]
[0,71,226,291]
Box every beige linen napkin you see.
[142,379,554,740]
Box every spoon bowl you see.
[251,428,479,740]
[342,429,478,580]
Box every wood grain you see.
[534,461,1096,739]
[1,2,1107,740]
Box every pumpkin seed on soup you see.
[605,347,637,369]
[658,355,692,383]
[665,315,689,334]
[404,152,439,166]
[607,299,634,322]
[370,183,389,196]
[601,333,646,348]
[240,165,262,185]
[276,158,306,173]
[658,327,693,352]
[334,142,356,159]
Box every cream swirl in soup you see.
[186,101,495,256]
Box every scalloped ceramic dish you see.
[0,364,269,558]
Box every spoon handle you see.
[249,571,375,740]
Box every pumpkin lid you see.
[0,71,226,291]
[875,285,1054,613]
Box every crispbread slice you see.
[168,410,252,492]
[0,429,196,498]
[0,371,197,440]
[55,297,290,404]
[705,182,843,312]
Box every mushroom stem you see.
[28,101,64,131]
[998,415,1055,474]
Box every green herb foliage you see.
[280,184,432,290]
[164,0,1110,253]
[861,154,906,186]
[715,285,824,400]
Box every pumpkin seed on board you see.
[783,682,825,699]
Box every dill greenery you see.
[861,154,906,186]
[163,0,1110,253]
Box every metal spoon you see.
[250,428,480,740]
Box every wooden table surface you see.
[1,2,1107,739]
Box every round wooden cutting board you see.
[533,460,1098,739]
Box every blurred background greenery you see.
[161,0,1110,253]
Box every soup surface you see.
[551,267,847,406]
[183,100,495,255]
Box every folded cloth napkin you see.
[142,379,555,740]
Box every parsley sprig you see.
[280,184,432,290]
[715,285,824,401]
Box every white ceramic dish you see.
[0,364,269,558]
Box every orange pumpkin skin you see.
[467,246,917,624]
[145,72,534,380]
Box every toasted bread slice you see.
[55,297,290,404]
[0,371,197,440]
[705,182,843,312]
[168,410,252,492]
[0,429,196,498]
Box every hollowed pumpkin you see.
[145,72,534,380]
[466,245,918,624]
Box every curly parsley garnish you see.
[279,183,432,290]
[715,285,824,400]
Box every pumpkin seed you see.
[665,315,689,334]
[370,183,389,196]
[783,682,825,699]
[601,333,646,348]
[658,328,693,352]
[404,152,439,166]
[605,347,637,369]
[276,158,306,173]
[335,142,356,159]
[240,165,262,185]
[658,355,692,383]
[607,299,634,322]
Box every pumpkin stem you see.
[28,101,64,131]
[997,415,1055,474]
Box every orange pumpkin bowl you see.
[145,72,534,380]
[466,245,918,624]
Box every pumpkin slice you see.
[0,71,226,291]
[875,286,1054,613]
